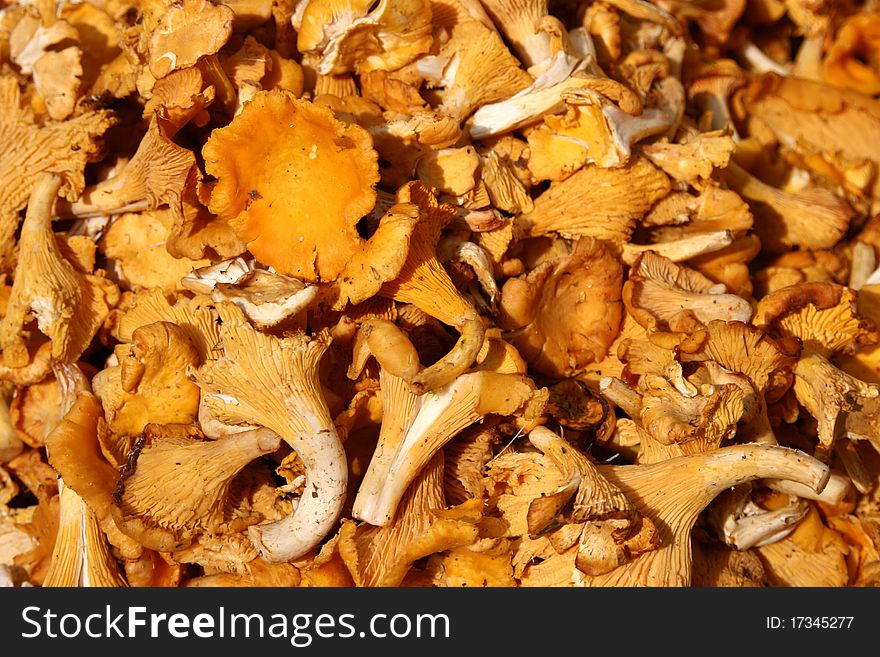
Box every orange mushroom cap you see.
[203,90,380,282]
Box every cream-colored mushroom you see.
[192,303,346,562]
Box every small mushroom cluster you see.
[2,0,880,588]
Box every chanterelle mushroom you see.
[110,425,282,552]
[499,237,624,378]
[5,0,880,591]
[205,89,395,283]
[754,282,880,459]
[192,303,346,562]
[352,363,543,526]
[0,174,117,368]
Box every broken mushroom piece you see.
[706,486,809,551]
[192,303,346,562]
[527,426,660,575]
[182,263,319,329]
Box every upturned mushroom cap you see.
[679,320,800,394]
[499,237,624,378]
[639,374,746,456]
[203,90,380,283]
[192,303,347,562]
[600,367,746,462]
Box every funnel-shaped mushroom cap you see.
[203,90,380,282]
[110,426,282,552]
[63,117,197,219]
[380,182,474,326]
[478,0,548,66]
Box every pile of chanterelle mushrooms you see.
[1,0,880,588]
